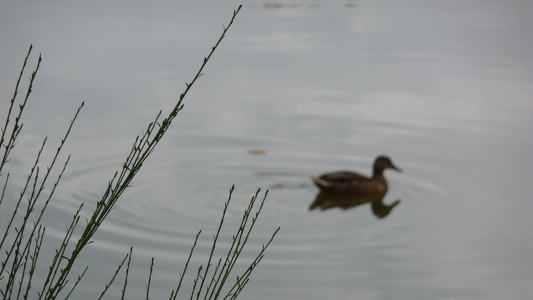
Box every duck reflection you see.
[309,191,400,218]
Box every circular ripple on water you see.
[49,148,274,259]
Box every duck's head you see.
[373,155,401,175]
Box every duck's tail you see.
[311,176,330,190]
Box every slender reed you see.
[145,257,154,300]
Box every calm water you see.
[1,0,532,299]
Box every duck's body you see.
[312,156,401,194]
[312,171,388,194]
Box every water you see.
[1,0,532,299]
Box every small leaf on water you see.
[247,149,266,155]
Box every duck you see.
[311,155,401,194]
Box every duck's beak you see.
[391,164,402,172]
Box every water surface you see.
[1,0,532,299]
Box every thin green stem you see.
[197,185,235,300]
[98,250,130,300]
[64,267,87,300]
[146,257,154,300]
[120,247,133,300]
[170,230,201,300]
[0,45,34,173]
[23,225,45,300]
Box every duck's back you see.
[312,171,387,194]
[317,171,370,183]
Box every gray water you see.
[1,0,532,299]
